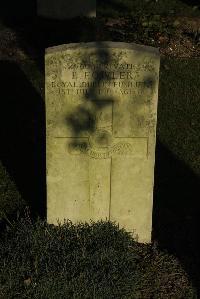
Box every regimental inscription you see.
[48,70,155,96]
[46,42,160,244]
[68,137,147,159]
[68,134,145,159]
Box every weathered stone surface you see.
[45,42,160,243]
[37,0,96,19]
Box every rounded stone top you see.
[45,41,160,56]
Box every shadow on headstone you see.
[153,140,200,295]
[62,41,157,145]
[0,61,46,219]
[66,44,113,144]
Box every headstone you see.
[37,0,96,19]
[45,42,160,243]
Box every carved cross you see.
[55,100,148,221]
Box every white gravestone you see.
[45,42,160,243]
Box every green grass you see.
[97,0,200,17]
[0,218,196,298]
[158,57,200,176]
[0,161,26,222]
